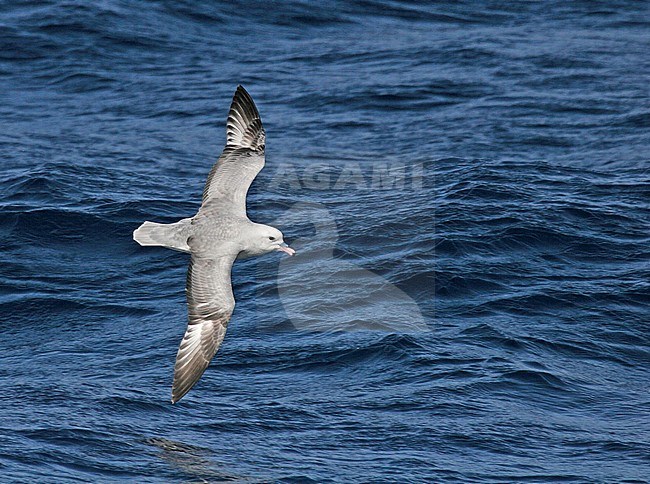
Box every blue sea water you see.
[1,1,649,482]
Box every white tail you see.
[133,219,192,253]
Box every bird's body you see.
[134,86,294,403]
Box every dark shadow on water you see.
[145,437,263,483]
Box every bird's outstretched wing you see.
[201,85,266,217]
[171,255,236,403]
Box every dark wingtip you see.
[226,85,265,149]
[171,389,186,404]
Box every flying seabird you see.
[133,86,295,403]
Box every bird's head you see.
[245,224,295,257]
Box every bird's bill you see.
[276,243,296,256]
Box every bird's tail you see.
[133,218,191,253]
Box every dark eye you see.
[269,236,276,241]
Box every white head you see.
[243,224,295,258]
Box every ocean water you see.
[1,1,649,482]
